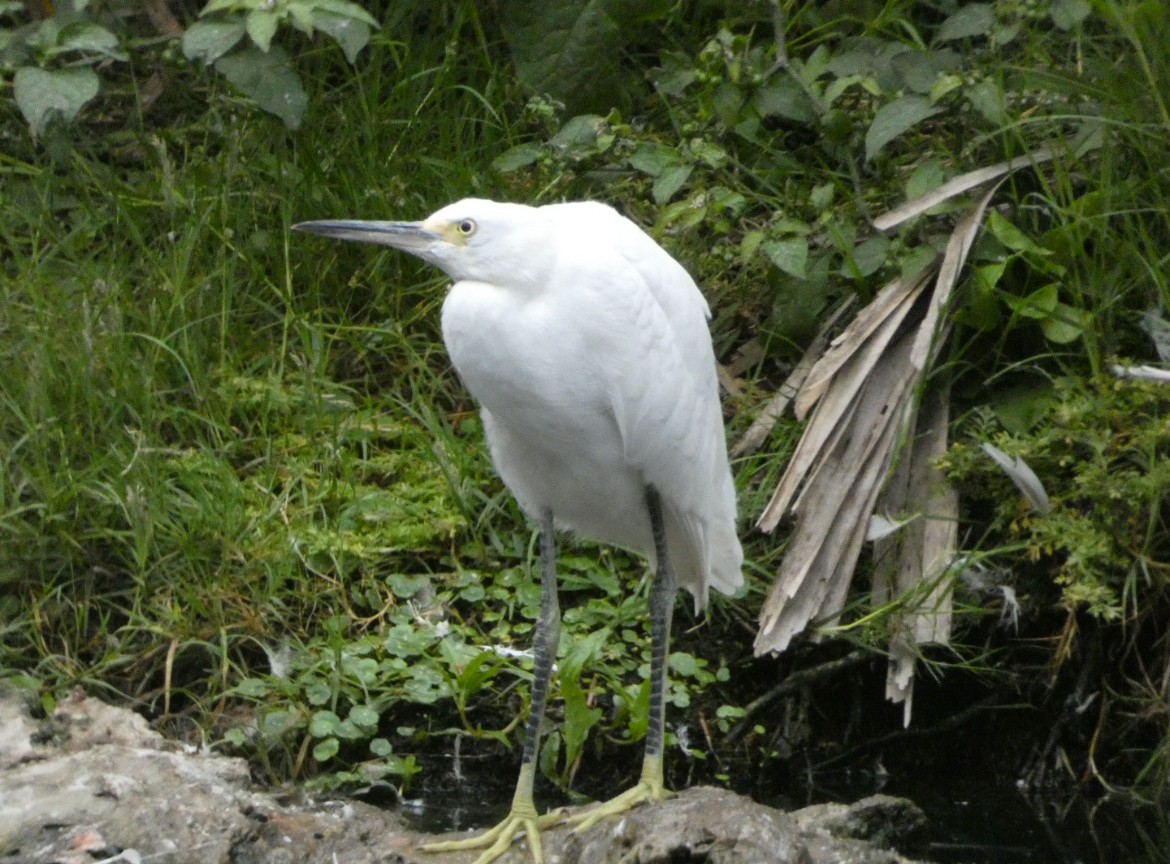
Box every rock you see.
[0,690,410,864]
[0,692,932,864]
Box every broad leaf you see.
[245,8,279,53]
[499,0,663,114]
[312,736,340,761]
[865,95,941,161]
[51,22,126,60]
[310,0,379,27]
[492,143,541,173]
[1041,302,1086,343]
[215,46,307,129]
[1051,0,1092,30]
[934,4,994,43]
[14,66,99,136]
[312,9,372,65]
[652,164,692,204]
[182,19,246,63]
[762,237,809,279]
[844,235,891,279]
[753,73,819,123]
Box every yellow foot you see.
[565,777,671,833]
[421,808,565,864]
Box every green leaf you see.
[349,704,379,729]
[754,74,818,124]
[403,664,447,704]
[990,382,1056,433]
[901,245,940,283]
[341,656,379,686]
[762,237,809,279]
[13,67,99,136]
[934,4,994,43]
[456,650,506,696]
[246,8,279,53]
[905,159,946,200]
[690,139,728,169]
[260,709,303,741]
[232,677,270,698]
[652,164,692,204]
[668,652,697,677]
[809,183,835,212]
[312,736,340,762]
[966,78,1009,125]
[1041,302,1086,343]
[975,260,1007,293]
[628,142,683,177]
[288,1,316,32]
[304,681,332,706]
[549,113,607,155]
[1004,283,1059,320]
[312,9,372,65]
[182,19,246,64]
[650,51,697,97]
[387,572,427,598]
[844,235,890,279]
[560,676,603,771]
[499,0,647,114]
[1050,0,1092,30]
[51,22,125,60]
[215,45,307,129]
[370,738,393,757]
[201,0,241,14]
[310,0,380,28]
[740,230,764,263]
[560,628,608,680]
[309,709,342,737]
[986,211,1048,255]
[864,95,941,161]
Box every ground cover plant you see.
[2,0,1168,858]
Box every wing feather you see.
[548,203,743,604]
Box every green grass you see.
[1,1,1169,839]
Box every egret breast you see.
[440,279,653,552]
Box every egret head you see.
[293,198,550,288]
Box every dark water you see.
[394,747,1165,864]
[388,711,1168,864]
[375,649,1169,864]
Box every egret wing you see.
[557,242,742,605]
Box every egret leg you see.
[422,508,565,864]
[569,485,677,832]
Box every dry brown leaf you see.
[755,332,917,655]
[753,147,1053,666]
[731,299,855,458]
[796,266,936,419]
[874,384,957,724]
[872,147,1055,232]
[757,272,930,532]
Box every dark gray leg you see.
[644,485,678,761]
[569,485,677,831]
[422,506,564,863]
[522,507,561,766]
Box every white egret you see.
[294,199,743,864]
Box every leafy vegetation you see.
[2,0,1169,856]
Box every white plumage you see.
[433,199,743,606]
[294,198,742,864]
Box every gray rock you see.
[0,691,931,864]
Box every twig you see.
[726,650,870,742]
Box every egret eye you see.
[456,219,477,236]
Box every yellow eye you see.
[456,219,477,236]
